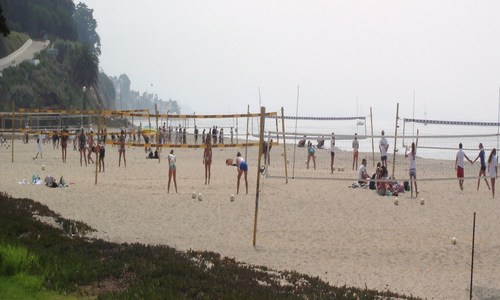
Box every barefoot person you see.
[61,127,69,163]
[236,151,248,194]
[306,141,316,170]
[473,143,490,191]
[357,158,370,187]
[379,130,389,168]
[78,129,87,167]
[203,134,212,184]
[405,129,419,197]
[330,132,335,174]
[118,129,126,167]
[455,143,473,191]
[488,148,497,198]
[352,133,359,170]
[167,149,177,193]
[98,144,105,172]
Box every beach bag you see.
[404,181,410,192]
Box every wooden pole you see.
[11,101,15,163]
[392,103,399,178]
[370,107,375,167]
[95,110,100,185]
[281,107,288,183]
[470,212,476,300]
[253,106,266,246]
[292,85,299,179]
[245,105,250,161]
[155,104,160,163]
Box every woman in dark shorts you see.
[236,151,248,194]
[78,129,87,167]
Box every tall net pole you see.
[392,103,399,178]
[253,106,266,246]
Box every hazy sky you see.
[82,0,500,122]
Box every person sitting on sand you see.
[357,158,370,186]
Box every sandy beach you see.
[1,136,500,299]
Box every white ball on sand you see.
[198,193,203,201]
[394,198,399,206]
[230,194,235,202]
[192,192,197,199]
[41,165,46,171]
[420,198,425,205]
[451,237,457,245]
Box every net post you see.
[281,107,288,183]
[469,211,476,300]
[370,107,375,167]
[95,110,100,185]
[155,104,160,163]
[253,106,266,246]
[392,103,399,178]
[245,105,250,161]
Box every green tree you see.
[73,2,101,57]
[72,43,99,90]
[0,4,10,37]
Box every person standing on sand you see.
[404,129,419,197]
[306,141,316,170]
[61,127,69,163]
[379,130,389,168]
[98,144,105,172]
[487,148,497,198]
[203,134,212,185]
[34,133,44,159]
[167,149,178,193]
[472,143,490,191]
[118,129,126,167]
[236,151,248,194]
[455,143,473,191]
[78,129,87,166]
[330,132,335,174]
[352,133,359,170]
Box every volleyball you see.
[394,198,399,206]
[41,165,45,171]
[451,237,457,245]
[192,192,197,199]
[230,194,235,202]
[198,193,203,201]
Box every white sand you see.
[1,137,500,299]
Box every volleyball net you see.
[263,107,500,183]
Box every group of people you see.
[355,129,416,197]
[456,142,497,197]
[165,132,249,194]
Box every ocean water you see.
[130,114,500,161]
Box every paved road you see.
[0,39,50,71]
